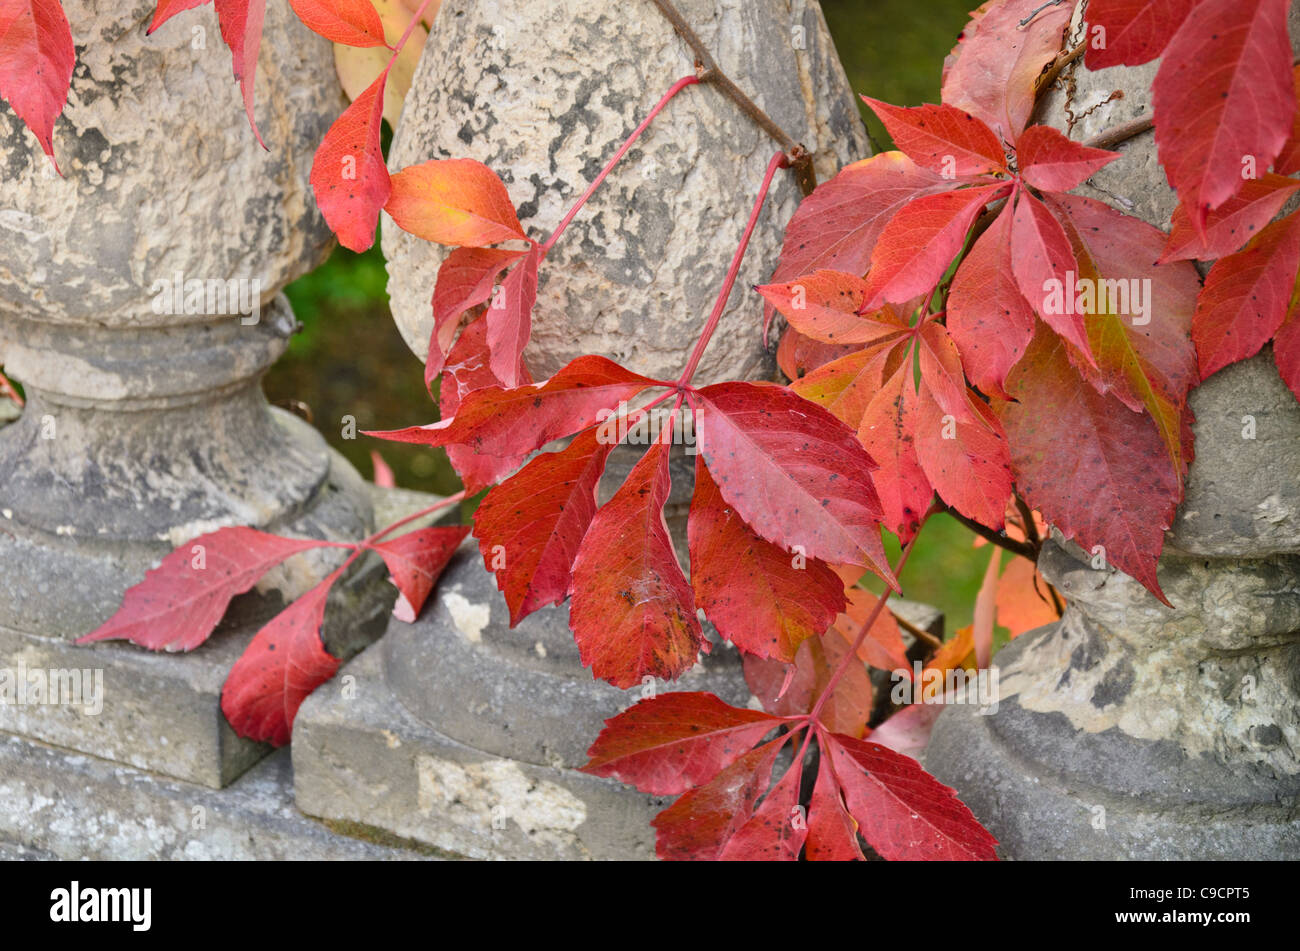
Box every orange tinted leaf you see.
[756,270,908,345]
[996,555,1060,638]
[385,158,527,246]
[290,0,387,46]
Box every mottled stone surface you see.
[294,640,667,860]
[0,736,433,860]
[927,2,1300,858]
[382,542,755,771]
[382,0,867,382]
[0,0,343,326]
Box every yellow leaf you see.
[334,0,440,127]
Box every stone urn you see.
[290,0,870,858]
[926,2,1300,859]
[0,0,388,787]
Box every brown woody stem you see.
[649,0,817,195]
[1082,115,1154,150]
[892,611,943,650]
[944,506,1039,562]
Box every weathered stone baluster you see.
[0,0,387,788]
[926,1,1300,859]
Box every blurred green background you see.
[263,0,989,627]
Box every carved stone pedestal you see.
[926,0,1300,860]
[928,355,1300,859]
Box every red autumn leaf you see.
[860,98,1008,177]
[715,758,808,861]
[568,440,705,688]
[0,0,74,166]
[805,748,865,860]
[688,459,846,662]
[221,569,343,746]
[941,0,1072,142]
[1273,296,1300,401]
[913,382,1014,531]
[851,346,935,541]
[77,527,335,651]
[914,318,978,423]
[692,381,893,583]
[369,354,659,459]
[651,736,788,861]
[289,0,387,47]
[766,152,957,332]
[310,66,390,253]
[385,158,527,246]
[863,183,1011,308]
[434,316,532,493]
[946,200,1035,398]
[428,246,525,384]
[756,270,909,346]
[370,525,469,622]
[1161,172,1300,262]
[1275,66,1300,175]
[581,692,785,796]
[1152,0,1295,234]
[1015,124,1119,192]
[1083,0,1199,69]
[999,325,1180,603]
[1010,189,1093,363]
[823,730,998,860]
[1193,208,1300,379]
[472,427,615,625]
[1045,193,1199,479]
[215,0,269,148]
[148,0,209,33]
[485,243,542,387]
